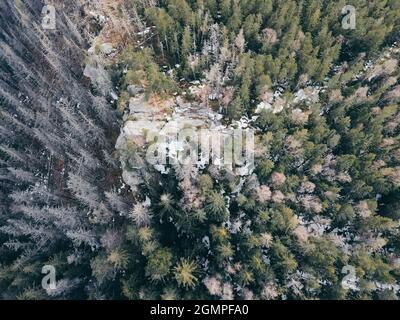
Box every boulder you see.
[127,84,144,97]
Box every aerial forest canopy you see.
[0,0,400,300]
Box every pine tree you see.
[174,258,198,288]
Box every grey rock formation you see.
[127,84,144,97]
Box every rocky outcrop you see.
[115,86,256,194]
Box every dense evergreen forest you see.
[0,0,400,300]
